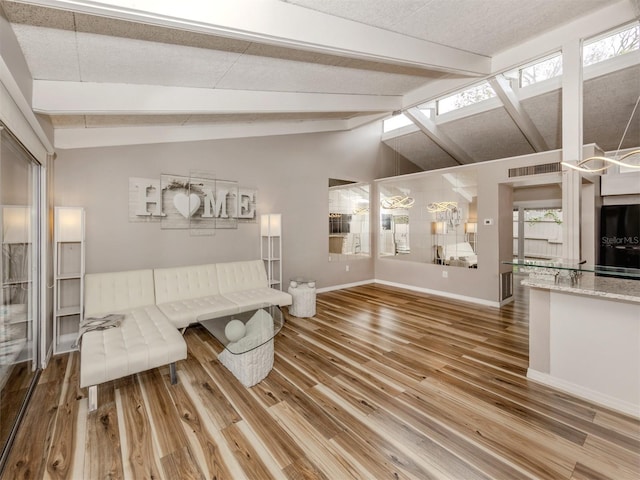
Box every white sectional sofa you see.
[79,260,292,410]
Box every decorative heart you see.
[173,193,201,218]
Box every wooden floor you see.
[2,283,639,479]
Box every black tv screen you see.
[599,204,640,275]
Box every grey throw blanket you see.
[73,314,124,349]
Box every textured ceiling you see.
[1,0,637,171]
[285,0,613,56]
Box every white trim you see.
[373,279,500,308]
[527,368,640,419]
[316,279,374,294]
[39,160,49,368]
[0,59,54,159]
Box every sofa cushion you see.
[222,287,292,311]
[157,294,238,329]
[85,269,156,317]
[154,264,219,304]
[216,260,269,294]
[80,304,187,388]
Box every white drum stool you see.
[288,279,316,317]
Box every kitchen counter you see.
[522,274,640,303]
[523,274,639,417]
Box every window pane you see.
[583,24,639,67]
[520,54,563,87]
[438,82,496,115]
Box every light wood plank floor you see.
[2,283,639,479]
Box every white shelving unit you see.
[53,207,85,354]
[260,214,282,291]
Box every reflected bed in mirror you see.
[378,168,479,268]
[328,180,370,262]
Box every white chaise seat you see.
[80,305,185,389]
[81,269,187,410]
[154,264,237,328]
[217,260,292,311]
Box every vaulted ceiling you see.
[1,0,638,170]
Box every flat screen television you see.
[599,204,640,278]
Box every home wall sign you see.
[129,174,257,231]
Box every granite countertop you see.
[522,273,640,304]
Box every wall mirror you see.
[378,168,478,268]
[328,180,370,262]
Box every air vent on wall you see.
[508,162,562,178]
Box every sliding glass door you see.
[0,125,40,466]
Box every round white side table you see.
[288,278,316,317]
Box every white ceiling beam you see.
[488,75,548,152]
[15,0,490,76]
[346,112,391,130]
[32,81,401,115]
[404,107,474,165]
[53,118,353,149]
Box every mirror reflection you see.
[378,169,478,268]
[328,181,370,261]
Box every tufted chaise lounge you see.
[80,269,187,411]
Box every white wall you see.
[54,123,396,288]
[374,147,600,304]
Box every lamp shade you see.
[56,207,84,242]
[433,221,448,235]
[466,222,477,234]
[2,206,30,244]
[260,213,281,236]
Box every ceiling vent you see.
[508,162,562,178]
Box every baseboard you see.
[316,279,375,294]
[373,279,500,308]
[527,369,640,418]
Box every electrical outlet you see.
[346,265,350,272]
[442,270,448,278]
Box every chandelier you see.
[381,195,415,209]
[426,201,458,213]
[561,149,640,173]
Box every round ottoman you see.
[288,279,316,317]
